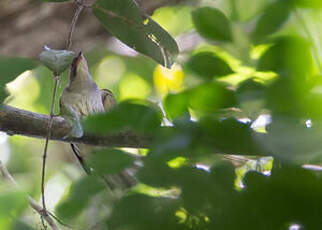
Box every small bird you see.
[60,52,136,190]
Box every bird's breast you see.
[61,89,105,118]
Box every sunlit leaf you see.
[291,0,322,8]
[0,56,37,104]
[252,1,291,42]
[192,7,232,42]
[93,0,178,68]
[153,64,184,97]
[186,52,234,79]
[88,149,134,175]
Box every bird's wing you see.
[101,89,117,112]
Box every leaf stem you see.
[66,2,84,50]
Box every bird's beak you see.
[75,51,84,66]
[70,51,88,81]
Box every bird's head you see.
[69,51,91,83]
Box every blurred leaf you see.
[255,117,322,164]
[252,1,291,42]
[56,176,104,220]
[13,221,35,230]
[166,85,234,120]
[265,77,309,117]
[232,0,269,22]
[188,82,237,114]
[83,101,162,134]
[164,92,190,120]
[152,6,193,36]
[88,149,134,175]
[0,189,28,229]
[192,7,232,42]
[0,56,37,104]
[108,194,181,230]
[93,0,178,68]
[258,36,313,78]
[200,117,262,155]
[236,79,267,119]
[119,73,151,100]
[164,82,236,120]
[186,52,234,79]
[238,166,322,229]
[291,0,322,8]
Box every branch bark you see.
[0,104,151,148]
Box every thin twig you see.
[40,1,87,228]
[41,74,60,228]
[66,2,84,50]
[0,161,61,230]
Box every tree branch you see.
[0,104,150,148]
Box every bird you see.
[59,51,136,190]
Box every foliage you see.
[0,0,322,229]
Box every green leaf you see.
[109,194,180,230]
[188,82,237,114]
[258,36,313,78]
[164,92,190,121]
[291,0,322,8]
[236,79,267,119]
[83,101,162,134]
[192,7,232,42]
[56,176,104,220]
[39,46,75,75]
[252,1,291,42]
[88,149,134,175]
[0,56,37,104]
[164,82,236,120]
[93,0,178,68]
[265,77,309,117]
[199,117,262,155]
[235,166,322,229]
[255,117,322,164]
[186,52,234,79]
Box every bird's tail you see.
[70,143,138,191]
